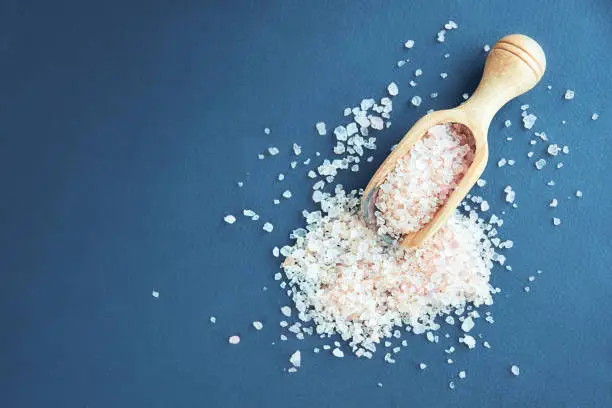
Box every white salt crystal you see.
[369,116,384,130]
[253,321,263,330]
[437,30,446,42]
[461,316,475,332]
[458,371,466,379]
[535,159,547,170]
[404,39,415,48]
[476,179,487,187]
[387,82,399,96]
[289,350,301,367]
[549,199,558,207]
[444,53,450,58]
[564,89,575,100]
[508,159,515,166]
[483,341,491,349]
[237,181,243,187]
[504,120,511,127]
[209,316,216,324]
[497,158,507,167]
[576,190,583,197]
[397,60,406,67]
[332,348,344,358]
[415,68,423,77]
[152,290,159,298]
[258,154,265,160]
[480,201,489,212]
[520,104,530,110]
[449,381,455,390]
[228,335,240,345]
[484,44,491,52]
[273,199,280,205]
[282,190,292,199]
[290,161,297,169]
[292,143,302,156]
[268,147,279,156]
[562,145,569,154]
[553,217,561,226]
[315,122,327,135]
[462,93,469,100]
[511,365,520,376]
[592,113,599,120]
[527,152,534,158]
[263,222,274,232]
[547,180,555,186]
[522,113,537,129]
[430,92,438,98]
[409,80,417,87]
[461,335,476,349]
[264,127,270,135]
[419,363,427,370]
[440,72,448,79]
[547,144,560,156]
[281,306,292,317]
[411,96,422,107]
[224,215,236,224]
[557,162,564,169]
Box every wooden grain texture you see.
[361,34,546,248]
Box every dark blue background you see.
[1,0,611,407]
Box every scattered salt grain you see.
[258,154,265,160]
[484,44,491,52]
[549,199,558,208]
[462,93,469,100]
[511,365,520,376]
[480,201,490,212]
[458,371,466,379]
[289,351,301,367]
[440,72,448,79]
[253,321,263,330]
[280,306,292,317]
[476,179,487,187]
[228,335,240,345]
[460,335,476,349]
[419,363,427,370]
[524,286,530,292]
[535,159,547,170]
[405,40,415,48]
[564,89,575,100]
[527,152,534,158]
[449,381,456,390]
[316,122,327,136]
[210,316,216,324]
[387,82,399,96]
[508,159,515,166]
[562,145,569,154]
[268,147,280,156]
[483,341,491,349]
[461,316,475,333]
[152,290,159,298]
[592,113,599,120]
[264,127,270,135]
[497,158,507,167]
[504,186,516,203]
[293,143,302,156]
[547,144,560,156]
[576,190,583,198]
[415,68,423,77]
[504,120,511,127]
[522,113,537,129]
[332,348,344,358]
[263,222,274,232]
[224,215,236,224]
[278,173,285,181]
[553,217,561,226]
[282,190,292,199]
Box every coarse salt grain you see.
[387,82,399,96]
[535,159,547,170]
[253,321,263,330]
[281,306,292,317]
[332,348,344,358]
[224,215,236,224]
[553,217,561,226]
[210,316,216,324]
[316,122,327,136]
[405,40,415,48]
[511,365,520,376]
[564,89,575,100]
[289,350,301,367]
[228,335,240,345]
[152,290,159,298]
[268,147,280,155]
[263,222,274,232]
[411,96,422,107]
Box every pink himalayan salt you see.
[281,191,495,354]
[374,123,475,238]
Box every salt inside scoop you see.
[374,123,475,239]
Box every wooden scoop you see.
[361,34,546,248]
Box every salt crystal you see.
[430,92,438,99]
[461,335,476,349]
[387,82,399,96]
[419,363,427,370]
[281,306,292,317]
[258,154,265,160]
[549,199,558,207]
[576,190,583,197]
[332,348,344,358]
[564,89,575,100]
[278,173,285,181]
[264,127,271,135]
[476,179,487,187]
[498,158,507,167]
[461,316,475,332]
[562,145,569,154]
[592,113,599,120]
[273,199,280,205]
[152,290,159,298]
[415,68,423,77]
[504,120,511,127]
[397,60,406,67]
[527,152,534,158]
[224,215,236,224]
[293,143,302,156]
[440,72,448,79]
[483,341,491,349]
[484,44,491,52]
[228,335,240,345]
[444,53,450,58]
[553,217,561,226]
[449,381,455,390]
[511,365,520,376]
[458,371,466,379]
[263,222,274,232]
[289,350,301,367]
[237,181,243,187]
[480,201,489,212]
[508,160,515,166]
[282,190,292,199]
[290,161,297,169]
[409,80,417,87]
[522,113,537,129]
[547,144,560,156]
[405,39,415,48]
[268,147,280,155]
[535,159,547,170]
[210,316,216,324]
[253,321,263,330]
[411,96,422,107]
[462,93,469,100]
[437,30,446,43]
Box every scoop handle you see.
[461,34,546,133]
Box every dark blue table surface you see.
[2,0,611,407]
